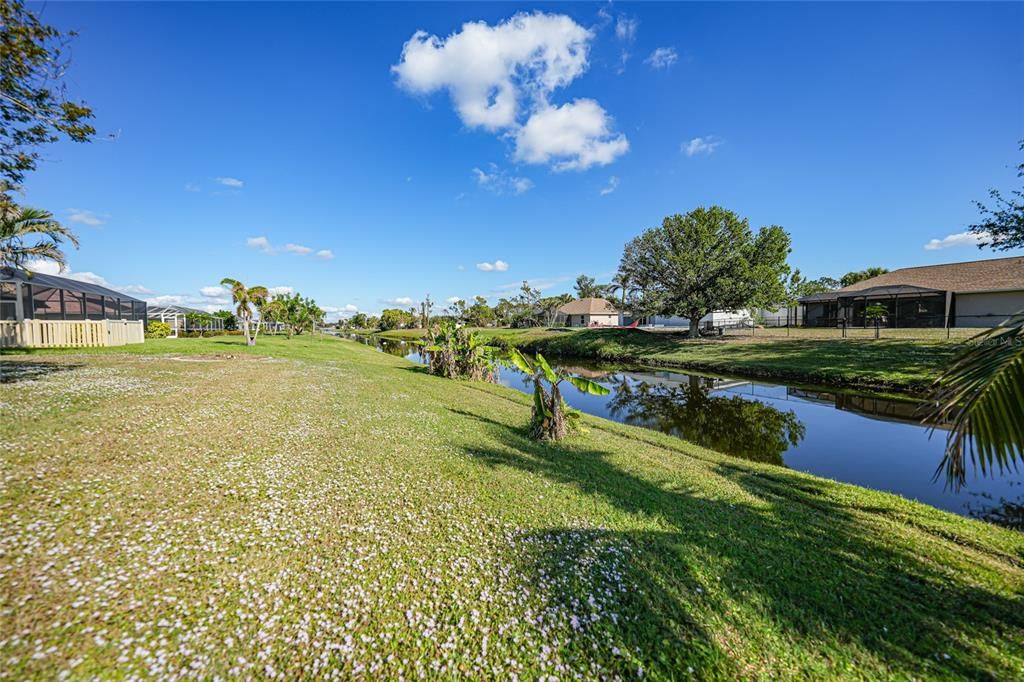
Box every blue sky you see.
[21,1,1024,318]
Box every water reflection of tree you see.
[965,491,1024,531]
[607,375,806,466]
[377,339,412,357]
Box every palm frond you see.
[925,315,1024,488]
[0,204,78,271]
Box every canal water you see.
[355,335,1023,528]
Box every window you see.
[31,287,62,320]
[63,290,85,320]
[120,299,134,320]
[85,294,104,320]
[105,297,120,319]
[0,282,16,321]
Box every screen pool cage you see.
[146,305,225,337]
[1,267,147,323]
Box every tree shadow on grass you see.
[507,525,736,678]
[0,361,83,383]
[449,407,1023,678]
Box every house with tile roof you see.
[798,256,1024,328]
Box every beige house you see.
[799,256,1024,328]
[556,298,621,327]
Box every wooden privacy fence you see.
[0,320,145,349]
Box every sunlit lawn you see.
[1,336,1021,679]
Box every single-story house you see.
[799,256,1024,328]
[1,267,147,323]
[556,297,621,327]
[1,267,146,348]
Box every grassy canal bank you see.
[2,335,1021,679]
[374,327,961,393]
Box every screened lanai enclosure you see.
[0,268,146,348]
[147,305,225,336]
[800,285,949,328]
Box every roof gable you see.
[557,297,618,315]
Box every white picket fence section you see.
[0,320,144,348]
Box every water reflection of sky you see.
[359,336,1022,528]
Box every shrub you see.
[420,321,497,382]
[146,321,171,338]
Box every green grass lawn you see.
[375,327,960,392]
[2,336,1021,679]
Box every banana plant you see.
[505,348,610,441]
[418,320,498,381]
[924,315,1024,488]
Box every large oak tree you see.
[1,0,95,196]
[618,206,792,337]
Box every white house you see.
[645,310,753,330]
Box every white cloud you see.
[145,294,188,307]
[515,99,629,171]
[472,164,534,195]
[924,231,989,251]
[645,47,678,70]
[67,209,107,226]
[145,294,229,313]
[184,182,201,193]
[284,243,313,255]
[246,236,274,253]
[215,177,244,188]
[22,259,151,295]
[200,285,226,297]
[682,136,722,157]
[446,296,462,304]
[23,259,62,275]
[476,260,510,272]
[247,236,333,259]
[600,176,620,196]
[394,12,628,171]
[456,264,466,271]
[383,297,415,306]
[268,286,294,297]
[394,12,591,130]
[320,304,360,322]
[615,16,638,42]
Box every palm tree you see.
[606,272,636,317]
[925,316,1024,488]
[220,278,268,346]
[0,203,79,272]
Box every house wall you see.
[955,290,1024,327]
[562,313,620,327]
[649,310,752,328]
[756,306,803,326]
[586,313,620,326]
